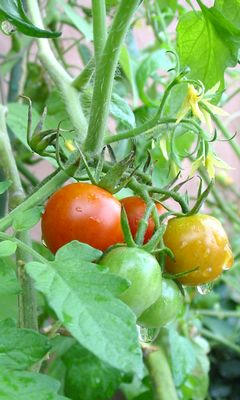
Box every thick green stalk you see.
[72,57,95,90]
[0,105,38,330]
[0,231,45,263]
[92,0,107,65]
[144,347,178,400]
[17,232,38,330]
[0,167,74,231]
[0,106,25,209]
[84,0,140,154]
[26,0,87,142]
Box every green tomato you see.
[138,278,184,328]
[99,247,162,317]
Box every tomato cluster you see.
[41,183,233,328]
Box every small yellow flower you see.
[215,171,233,187]
[190,152,232,179]
[65,140,76,152]
[176,82,229,132]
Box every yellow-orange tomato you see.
[163,214,233,286]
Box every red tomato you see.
[121,196,165,243]
[41,183,124,253]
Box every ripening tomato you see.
[121,196,165,243]
[163,214,233,286]
[138,278,184,328]
[99,247,162,317]
[41,183,124,253]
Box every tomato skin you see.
[99,247,162,317]
[163,214,233,286]
[41,183,124,253]
[121,196,165,243]
[138,278,183,328]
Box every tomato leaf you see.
[119,45,138,105]
[0,180,12,195]
[0,258,20,295]
[12,206,44,232]
[215,0,240,28]
[7,102,40,149]
[136,50,172,106]
[0,369,69,400]
[110,93,136,129]
[98,152,134,193]
[177,342,209,400]
[177,5,240,90]
[61,3,93,41]
[0,240,17,257]
[63,343,123,400]
[26,241,143,375]
[0,322,51,370]
[158,328,197,387]
[0,0,61,38]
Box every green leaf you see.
[12,206,44,231]
[136,50,172,106]
[0,180,11,195]
[0,258,20,295]
[0,324,51,370]
[63,343,123,400]
[177,8,240,90]
[0,369,69,400]
[99,153,134,193]
[45,89,72,131]
[7,103,40,149]
[178,342,209,400]
[215,0,240,28]
[32,241,54,261]
[160,328,196,387]
[61,3,93,40]
[110,93,136,129]
[0,240,17,257]
[26,241,143,375]
[0,0,61,38]
[119,45,138,105]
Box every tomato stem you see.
[121,206,136,247]
[0,167,76,232]
[26,0,88,142]
[72,57,95,90]
[144,346,178,400]
[135,202,154,246]
[0,105,39,332]
[92,0,107,66]
[84,0,141,154]
[104,117,201,145]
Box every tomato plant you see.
[0,0,240,399]
[121,196,165,243]
[138,278,184,328]
[99,246,162,317]
[163,214,233,286]
[41,182,124,253]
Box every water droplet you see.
[95,377,100,384]
[223,264,230,271]
[197,282,213,295]
[180,241,187,249]
[138,326,157,343]
[76,207,82,212]
[87,194,96,200]
[89,216,100,223]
